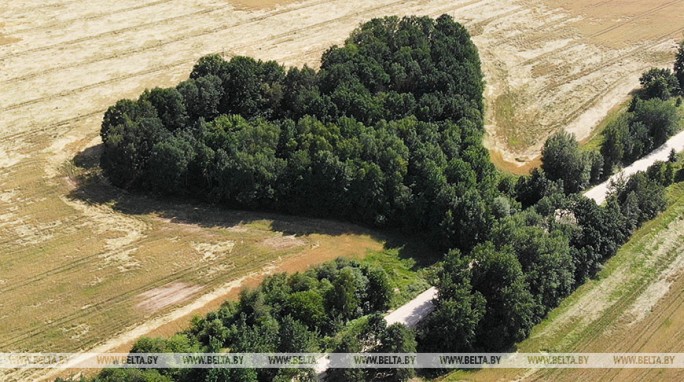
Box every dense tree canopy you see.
[470,242,537,349]
[639,68,681,101]
[541,131,590,194]
[417,250,485,353]
[675,41,684,93]
[601,98,680,173]
[100,15,493,253]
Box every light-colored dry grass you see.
[135,282,205,313]
[544,0,684,48]
[261,234,306,250]
[230,0,300,10]
[481,0,683,169]
[0,162,386,382]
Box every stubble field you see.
[1,0,683,381]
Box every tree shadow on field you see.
[67,145,440,268]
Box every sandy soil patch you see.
[135,282,205,313]
[192,240,236,261]
[261,234,306,250]
[229,0,300,10]
[0,23,20,46]
[0,35,20,45]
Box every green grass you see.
[493,89,535,150]
[580,99,631,153]
[362,248,433,309]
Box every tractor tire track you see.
[519,0,684,67]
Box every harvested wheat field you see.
[0,0,683,380]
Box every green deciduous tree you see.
[146,135,195,194]
[639,68,681,100]
[364,266,392,313]
[601,114,630,173]
[492,221,575,313]
[278,315,318,352]
[285,290,327,332]
[100,112,169,188]
[177,75,224,121]
[674,40,684,93]
[326,267,361,322]
[631,98,680,147]
[541,131,589,194]
[377,324,417,381]
[142,87,188,131]
[471,243,538,350]
[417,250,485,352]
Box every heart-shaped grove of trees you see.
[99,14,493,253]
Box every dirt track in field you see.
[0,1,683,380]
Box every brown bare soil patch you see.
[0,23,20,46]
[0,35,20,45]
[487,147,541,175]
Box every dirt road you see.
[385,287,438,328]
[313,286,437,375]
[584,130,684,204]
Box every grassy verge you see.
[579,98,632,152]
[493,89,537,151]
[362,249,433,308]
